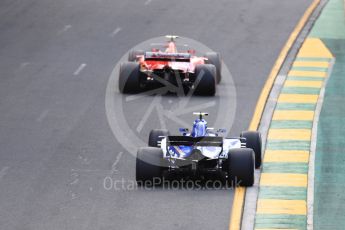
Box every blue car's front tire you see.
[241,131,262,169]
[148,129,170,147]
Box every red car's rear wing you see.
[144,52,191,62]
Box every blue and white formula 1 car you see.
[136,112,262,187]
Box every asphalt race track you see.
[0,0,310,229]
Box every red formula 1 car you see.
[119,35,222,96]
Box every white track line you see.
[20,62,30,69]
[144,0,152,5]
[58,25,72,35]
[36,109,49,122]
[73,63,87,76]
[0,167,10,180]
[111,152,123,174]
[110,27,122,37]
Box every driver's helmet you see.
[191,119,207,137]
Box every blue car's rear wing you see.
[166,136,223,147]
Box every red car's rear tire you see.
[119,62,141,94]
[128,50,144,62]
[205,52,222,84]
[194,64,216,96]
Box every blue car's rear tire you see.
[136,147,166,186]
[228,148,254,187]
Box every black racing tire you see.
[136,147,166,186]
[128,50,144,62]
[148,129,170,147]
[194,64,216,96]
[118,62,141,94]
[241,131,262,169]
[204,52,222,84]
[228,148,254,187]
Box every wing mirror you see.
[187,49,196,55]
[179,128,189,134]
[216,129,226,133]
